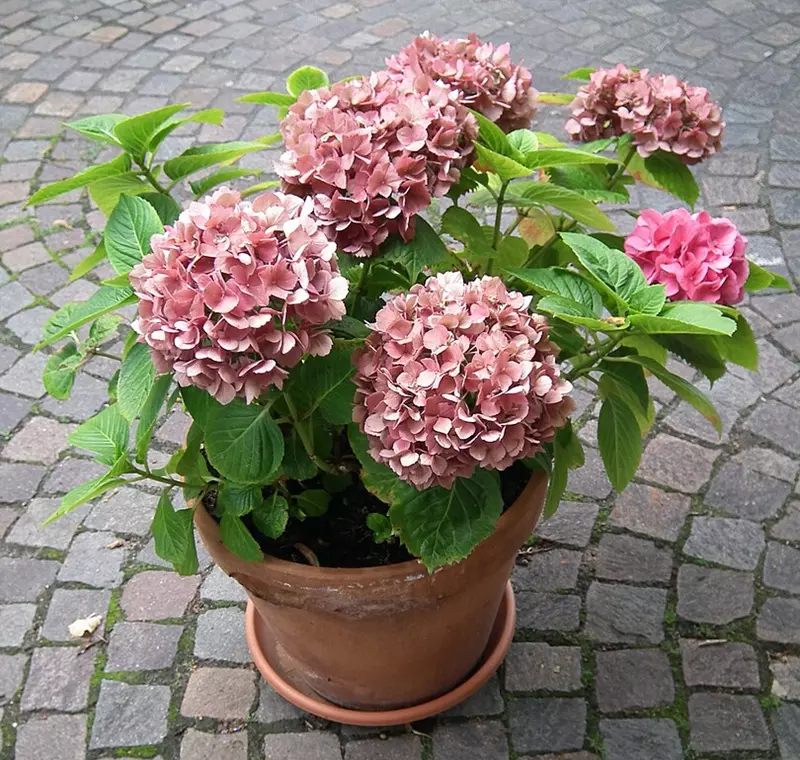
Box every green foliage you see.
[217,482,263,516]
[69,405,130,465]
[381,215,450,281]
[135,374,171,463]
[285,347,356,425]
[252,493,289,539]
[504,183,615,231]
[367,513,393,543]
[43,342,82,400]
[597,375,643,491]
[286,65,329,96]
[296,489,330,517]
[28,154,131,206]
[745,259,792,292]
[220,512,263,562]
[104,195,164,274]
[64,114,126,145]
[69,241,107,281]
[117,342,155,422]
[113,104,188,161]
[237,91,297,106]
[507,267,603,315]
[163,141,266,182]
[152,490,198,575]
[642,151,699,208]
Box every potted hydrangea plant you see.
[29,33,788,724]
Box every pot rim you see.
[193,469,547,583]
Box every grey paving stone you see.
[638,434,719,493]
[444,674,504,717]
[42,457,106,494]
[681,639,760,689]
[764,542,800,593]
[41,588,111,641]
[256,682,305,724]
[20,647,94,711]
[706,462,791,521]
[344,735,421,760]
[0,353,46,398]
[596,649,674,712]
[0,653,26,705]
[609,484,691,542]
[433,721,508,760]
[534,502,599,547]
[263,731,341,759]
[677,564,754,624]
[594,533,673,583]
[6,496,86,549]
[6,305,55,344]
[180,728,247,760]
[509,698,586,755]
[505,642,582,693]
[0,391,30,434]
[194,607,249,663]
[730,447,799,483]
[58,531,124,588]
[773,502,800,540]
[512,548,582,591]
[772,655,800,700]
[84,486,157,536]
[745,399,800,455]
[0,603,35,647]
[683,516,765,570]
[121,570,200,620]
[0,557,59,601]
[0,507,19,538]
[41,371,109,421]
[106,621,183,671]
[3,416,73,464]
[566,447,612,499]
[181,667,256,719]
[516,592,581,632]
[689,693,770,752]
[759,597,800,645]
[600,719,682,760]
[774,703,800,759]
[200,565,249,602]
[15,713,86,760]
[90,681,171,749]
[585,582,666,644]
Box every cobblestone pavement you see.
[0,0,799,758]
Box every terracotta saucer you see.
[245,581,516,726]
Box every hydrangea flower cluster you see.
[624,208,748,305]
[352,272,574,489]
[130,188,348,404]
[276,71,476,258]
[565,65,724,163]
[386,32,538,133]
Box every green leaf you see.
[537,294,629,331]
[152,490,198,575]
[469,109,512,156]
[716,312,758,371]
[105,195,164,275]
[282,428,317,480]
[628,284,666,315]
[642,150,700,208]
[561,420,585,469]
[537,92,574,104]
[507,184,614,231]
[135,373,171,463]
[745,259,793,292]
[252,493,289,539]
[632,302,736,336]
[190,168,261,198]
[88,313,122,345]
[543,438,568,520]
[69,241,107,282]
[367,513,393,543]
[218,482,263,516]
[286,65,329,96]
[180,386,214,430]
[205,400,284,484]
[389,469,503,570]
[524,149,618,170]
[69,404,129,465]
[598,376,642,491]
[560,232,647,302]
[220,512,263,562]
[238,91,297,106]
[240,179,281,198]
[27,154,131,206]
[507,129,539,154]
[175,423,213,484]
[600,359,650,420]
[381,215,449,281]
[140,193,181,225]
[89,174,151,216]
[117,342,155,422]
[163,141,266,182]
[64,114,125,145]
[36,286,136,349]
[497,236,529,268]
[113,103,188,160]
[608,354,722,434]
[441,205,494,263]
[621,334,668,365]
[43,342,82,400]
[656,334,726,383]
[474,144,532,181]
[149,108,226,155]
[562,67,595,81]
[347,424,409,505]
[285,347,355,425]
[296,489,329,517]
[507,267,603,315]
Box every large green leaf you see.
[597,376,642,491]
[117,342,155,422]
[180,386,214,430]
[217,482,263,516]
[89,174,151,216]
[381,215,449,281]
[285,347,355,425]
[43,342,82,400]
[152,490,198,575]
[628,284,666,315]
[135,373,171,463]
[560,232,647,303]
[286,65,329,96]
[69,241,107,282]
[716,311,758,371]
[190,168,261,198]
[389,469,503,570]
[475,144,532,181]
[36,286,136,349]
[149,108,225,155]
[524,149,618,170]
[470,109,512,156]
[163,141,266,182]
[140,193,182,226]
[113,104,188,160]
[507,184,614,231]
[282,428,317,480]
[205,400,284,483]
[507,267,602,315]
[562,67,595,81]
[537,295,629,331]
[642,150,699,208]
[69,404,130,465]
[656,334,726,383]
[296,489,329,517]
[64,114,126,145]
[631,302,736,336]
[220,513,263,561]
[252,493,289,538]
[238,91,297,106]
[105,195,164,274]
[441,206,494,263]
[745,259,792,292]
[28,154,131,206]
[347,424,410,504]
[508,129,539,154]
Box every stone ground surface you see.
[0,0,799,758]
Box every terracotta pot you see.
[194,470,547,711]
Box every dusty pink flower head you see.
[386,32,538,132]
[566,66,724,163]
[277,70,476,258]
[130,188,349,404]
[353,272,574,489]
[624,208,748,304]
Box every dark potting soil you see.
[206,460,533,569]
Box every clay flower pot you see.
[193,470,547,721]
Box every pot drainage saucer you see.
[244,581,516,726]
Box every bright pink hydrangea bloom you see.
[624,208,748,304]
[353,273,574,489]
[130,188,348,405]
[386,32,538,132]
[566,65,724,164]
[276,71,476,258]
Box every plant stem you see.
[284,395,338,475]
[92,350,121,361]
[350,257,372,317]
[140,164,170,195]
[608,143,636,189]
[129,465,205,490]
[486,181,509,275]
[565,334,625,381]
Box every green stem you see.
[609,143,636,189]
[92,350,121,361]
[140,164,170,195]
[350,257,373,316]
[486,181,509,275]
[565,334,625,382]
[129,465,205,490]
[284,395,337,475]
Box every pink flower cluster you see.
[276,71,476,258]
[566,65,724,163]
[386,32,538,133]
[624,208,748,305]
[353,273,574,489]
[130,188,348,404]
